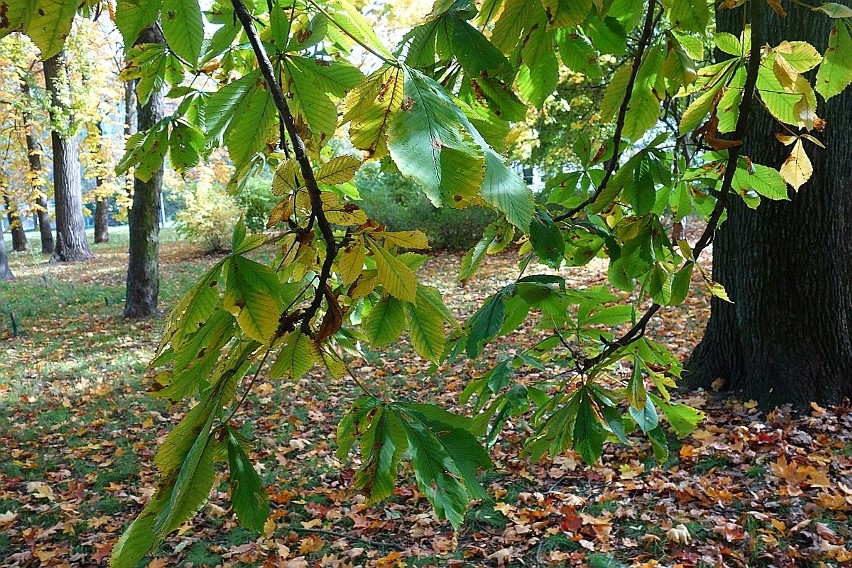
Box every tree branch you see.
[552,1,658,223]
[230,0,339,336]
[580,0,764,375]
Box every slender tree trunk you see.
[94,197,109,243]
[43,50,93,262]
[21,81,54,254]
[3,195,29,252]
[124,78,137,197]
[0,231,12,280]
[124,26,163,319]
[684,3,852,409]
[93,122,109,243]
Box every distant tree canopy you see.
[1,1,851,566]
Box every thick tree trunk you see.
[0,231,12,280]
[43,51,93,262]
[21,81,54,254]
[684,3,852,409]
[4,196,29,252]
[124,26,164,319]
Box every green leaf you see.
[466,292,507,358]
[573,391,607,464]
[270,330,319,380]
[169,120,205,172]
[406,291,446,363]
[529,210,564,268]
[159,261,224,353]
[518,51,559,108]
[116,0,163,47]
[226,428,269,532]
[714,32,742,56]
[628,394,659,434]
[223,256,281,342]
[25,0,76,58]
[387,66,485,209]
[626,360,646,410]
[354,404,409,503]
[446,14,511,76]
[325,0,395,60]
[814,2,852,18]
[225,87,278,172]
[110,494,166,568]
[816,22,852,100]
[365,296,407,346]
[666,0,710,33]
[679,70,728,134]
[399,418,469,528]
[369,241,418,303]
[733,163,789,200]
[651,394,705,437]
[161,0,204,65]
[205,70,260,144]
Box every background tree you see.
[0,232,12,280]
[123,24,166,319]
[685,2,852,408]
[43,47,93,262]
[21,81,54,254]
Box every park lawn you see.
[1,230,851,567]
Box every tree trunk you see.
[0,231,13,281]
[21,81,54,255]
[684,3,852,409]
[93,122,109,244]
[124,26,164,319]
[43,50,93,262]
[124,77,137,197]
[94,196,109,243]
[3,195,29,252]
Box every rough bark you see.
[124,26,164,319]
[0,231,12,280]
[43,50,93,262]
[684,3,852,409]
[94,196,109,243]
[3,195,29,252]
[21,81,54,254]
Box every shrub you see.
[234,175,276,233]
[174,183,241,253]
[355,163,496,250]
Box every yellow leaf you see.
[315,155,361,185]
[369,241,417,303]
[338,236,366,285]
[382,230,430,250]
[779,139,813,190]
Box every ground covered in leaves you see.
[1,230,851,567]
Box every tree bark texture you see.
[0,230,13,281]
[685,3,852,408]
[21,81,54,254]
[124,26,164,319]
[124,78,137,196]
[43,50,93,262]
[94,195,109,243]
[4,195,29,252]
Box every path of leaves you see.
[1,239,850,567]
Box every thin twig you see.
[231,0,339,337]
[289,526,405,550]
[552,1,658,223]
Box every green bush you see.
[234,175,276,233]
[174,183,241,253]
[355,163,496,250]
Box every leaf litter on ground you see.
[0,233,850,567]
